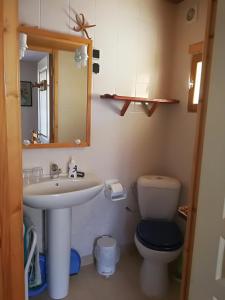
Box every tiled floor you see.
[34,247,180,300]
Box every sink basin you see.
[24,174,104,209]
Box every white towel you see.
[24,215,42,288]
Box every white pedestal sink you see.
[24,174,104,299]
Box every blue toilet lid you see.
[136,219,183,252]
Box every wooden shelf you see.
[100,94,179,117]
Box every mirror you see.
[19,26,92,148]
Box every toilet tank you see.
[137,175,181,221]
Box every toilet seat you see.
[136,219,183,252]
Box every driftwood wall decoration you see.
[70,12,96,39]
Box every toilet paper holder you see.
[105,179,127,201]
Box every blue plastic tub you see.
[29,249,81,297]
[70,248,81,275]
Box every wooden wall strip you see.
[0,0,24,299]
[0,2,6,298]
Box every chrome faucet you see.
[50,163,62,179]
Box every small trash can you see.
[94,236,120,278]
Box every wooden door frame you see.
[180,1,218,299]
[0,0,25,300]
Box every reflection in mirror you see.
[20,48,88,145]
[57,50,87,143]
[20,50,51,143]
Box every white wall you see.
[20,61,38,141]
[20,0,175,257]
[159,0,208,204]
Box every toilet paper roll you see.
[109,183,123,196]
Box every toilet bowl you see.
[135,219,183,298]
[135,175,183,298]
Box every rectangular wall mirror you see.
[19,26,92,148]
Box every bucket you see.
[29,249,81,297]
[70,248,81,276]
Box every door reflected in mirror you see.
[20,48,88,145]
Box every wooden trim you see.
[28,45,53,53]
[0,0,24,299]
[18,25,92,47]
[0,5,5,299]
[180,1,217,299]
[188,53,203,113]
[23,141,89,148]
[189,41,204,54]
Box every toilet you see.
[135,175,183,298]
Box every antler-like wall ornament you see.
[72,13,96,39]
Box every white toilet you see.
[135,175,183,298]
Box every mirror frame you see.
[18,25,92,148]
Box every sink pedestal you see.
[47,208,72,299]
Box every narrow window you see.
[188,53,202,112]
[188,41,204,113]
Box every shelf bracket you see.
[142,102,158,117]
[120,101,131,116]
